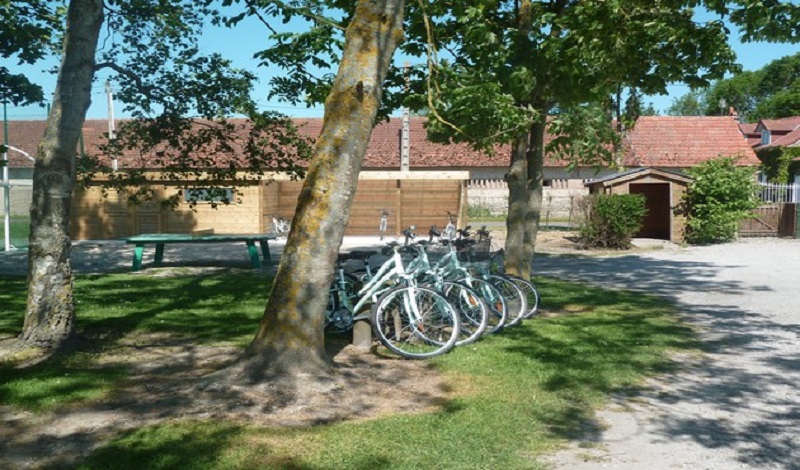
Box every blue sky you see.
[3,9,799,121]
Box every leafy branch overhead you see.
[78,0,313,207]
[0,1,63,105]
[80,114,312,209]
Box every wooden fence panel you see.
[399,180,462,236]
[739,203,797,237]
[260,178,466,237]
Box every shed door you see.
[630,183,671,240]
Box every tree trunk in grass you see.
[504,118,544,280]
[217,0,405,382]
[18,0,104,351]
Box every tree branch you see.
[245,0,346,33]
[95,61,161,102]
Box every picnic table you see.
[125,233,278,271]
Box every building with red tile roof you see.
[624,116,758,168]
[749,116,800,149]
[4,114,759,220]
[5,115,757,172]
[738,116,800,185]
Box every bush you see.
[683,156,760,245]
[578,194,647,249]
[467,203,505,220]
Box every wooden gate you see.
[739,203,797,237]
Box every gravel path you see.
[535,238,800,470]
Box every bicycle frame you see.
[341,246,424,325]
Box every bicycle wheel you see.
[507,275,539,319]
[458,277,507,334]
[486,274,526,327]
[435,281,488,346]
[324,273,360,332]
[371,285,460,359]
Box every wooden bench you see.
[125,233,278,271]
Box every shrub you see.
[467,202,505,219]
[578,193,647,249]
[683,156,760,245]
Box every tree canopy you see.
[671,52,800,121]
[0,1,62,106]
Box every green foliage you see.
[548,105,621,169]
[668,89,710,116]
[10,216,30,246]
[753,82,800,119]
[578,194,648,249]
[83,113,312,210]
[60,1,315,208]
[683,156,760,245]
[757,146,800,183]
[467,202,504,220]
[0,1,62,106]
[675,52,800,121]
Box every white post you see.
[3,146,9,252]
[3,101,9,252]
[106,80,118,171]
[400,62,410,172]
[401,106,410,171]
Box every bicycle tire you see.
[433,281,488,346]
[507,275,539,319]
[486,274,526,327]
[457,277,507,334]
[324,272,361,332]
[371,285,460,359]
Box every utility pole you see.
[106,80,118,170]
[401,62,410,172]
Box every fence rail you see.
[757,182,799,203]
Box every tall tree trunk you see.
[219,0,405,383]
[18,0,104,351]
[504,117,544,279]
[504,0,542,280]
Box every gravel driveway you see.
[534,238,800,470]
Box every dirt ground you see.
[0,333,453,469]
[0,230,673,469]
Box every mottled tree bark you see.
[19,0,104,351]
[504,118,544,279]
[222,0,405,382]
[503,0,542,280]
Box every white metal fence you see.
[757,182,800,203]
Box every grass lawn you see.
[0,272,697,469]
[0,215,30,250]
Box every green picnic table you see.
[125,233,278,271]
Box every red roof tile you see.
[761,127,800,148]
[759,117,800,133]
[6,115,759,171]
[3,120,46,167]
[623,116,759,167]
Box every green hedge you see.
[683,156,760,245]
[578,193,647,249]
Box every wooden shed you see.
[70,171,469,240]
[585,168,691,243]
